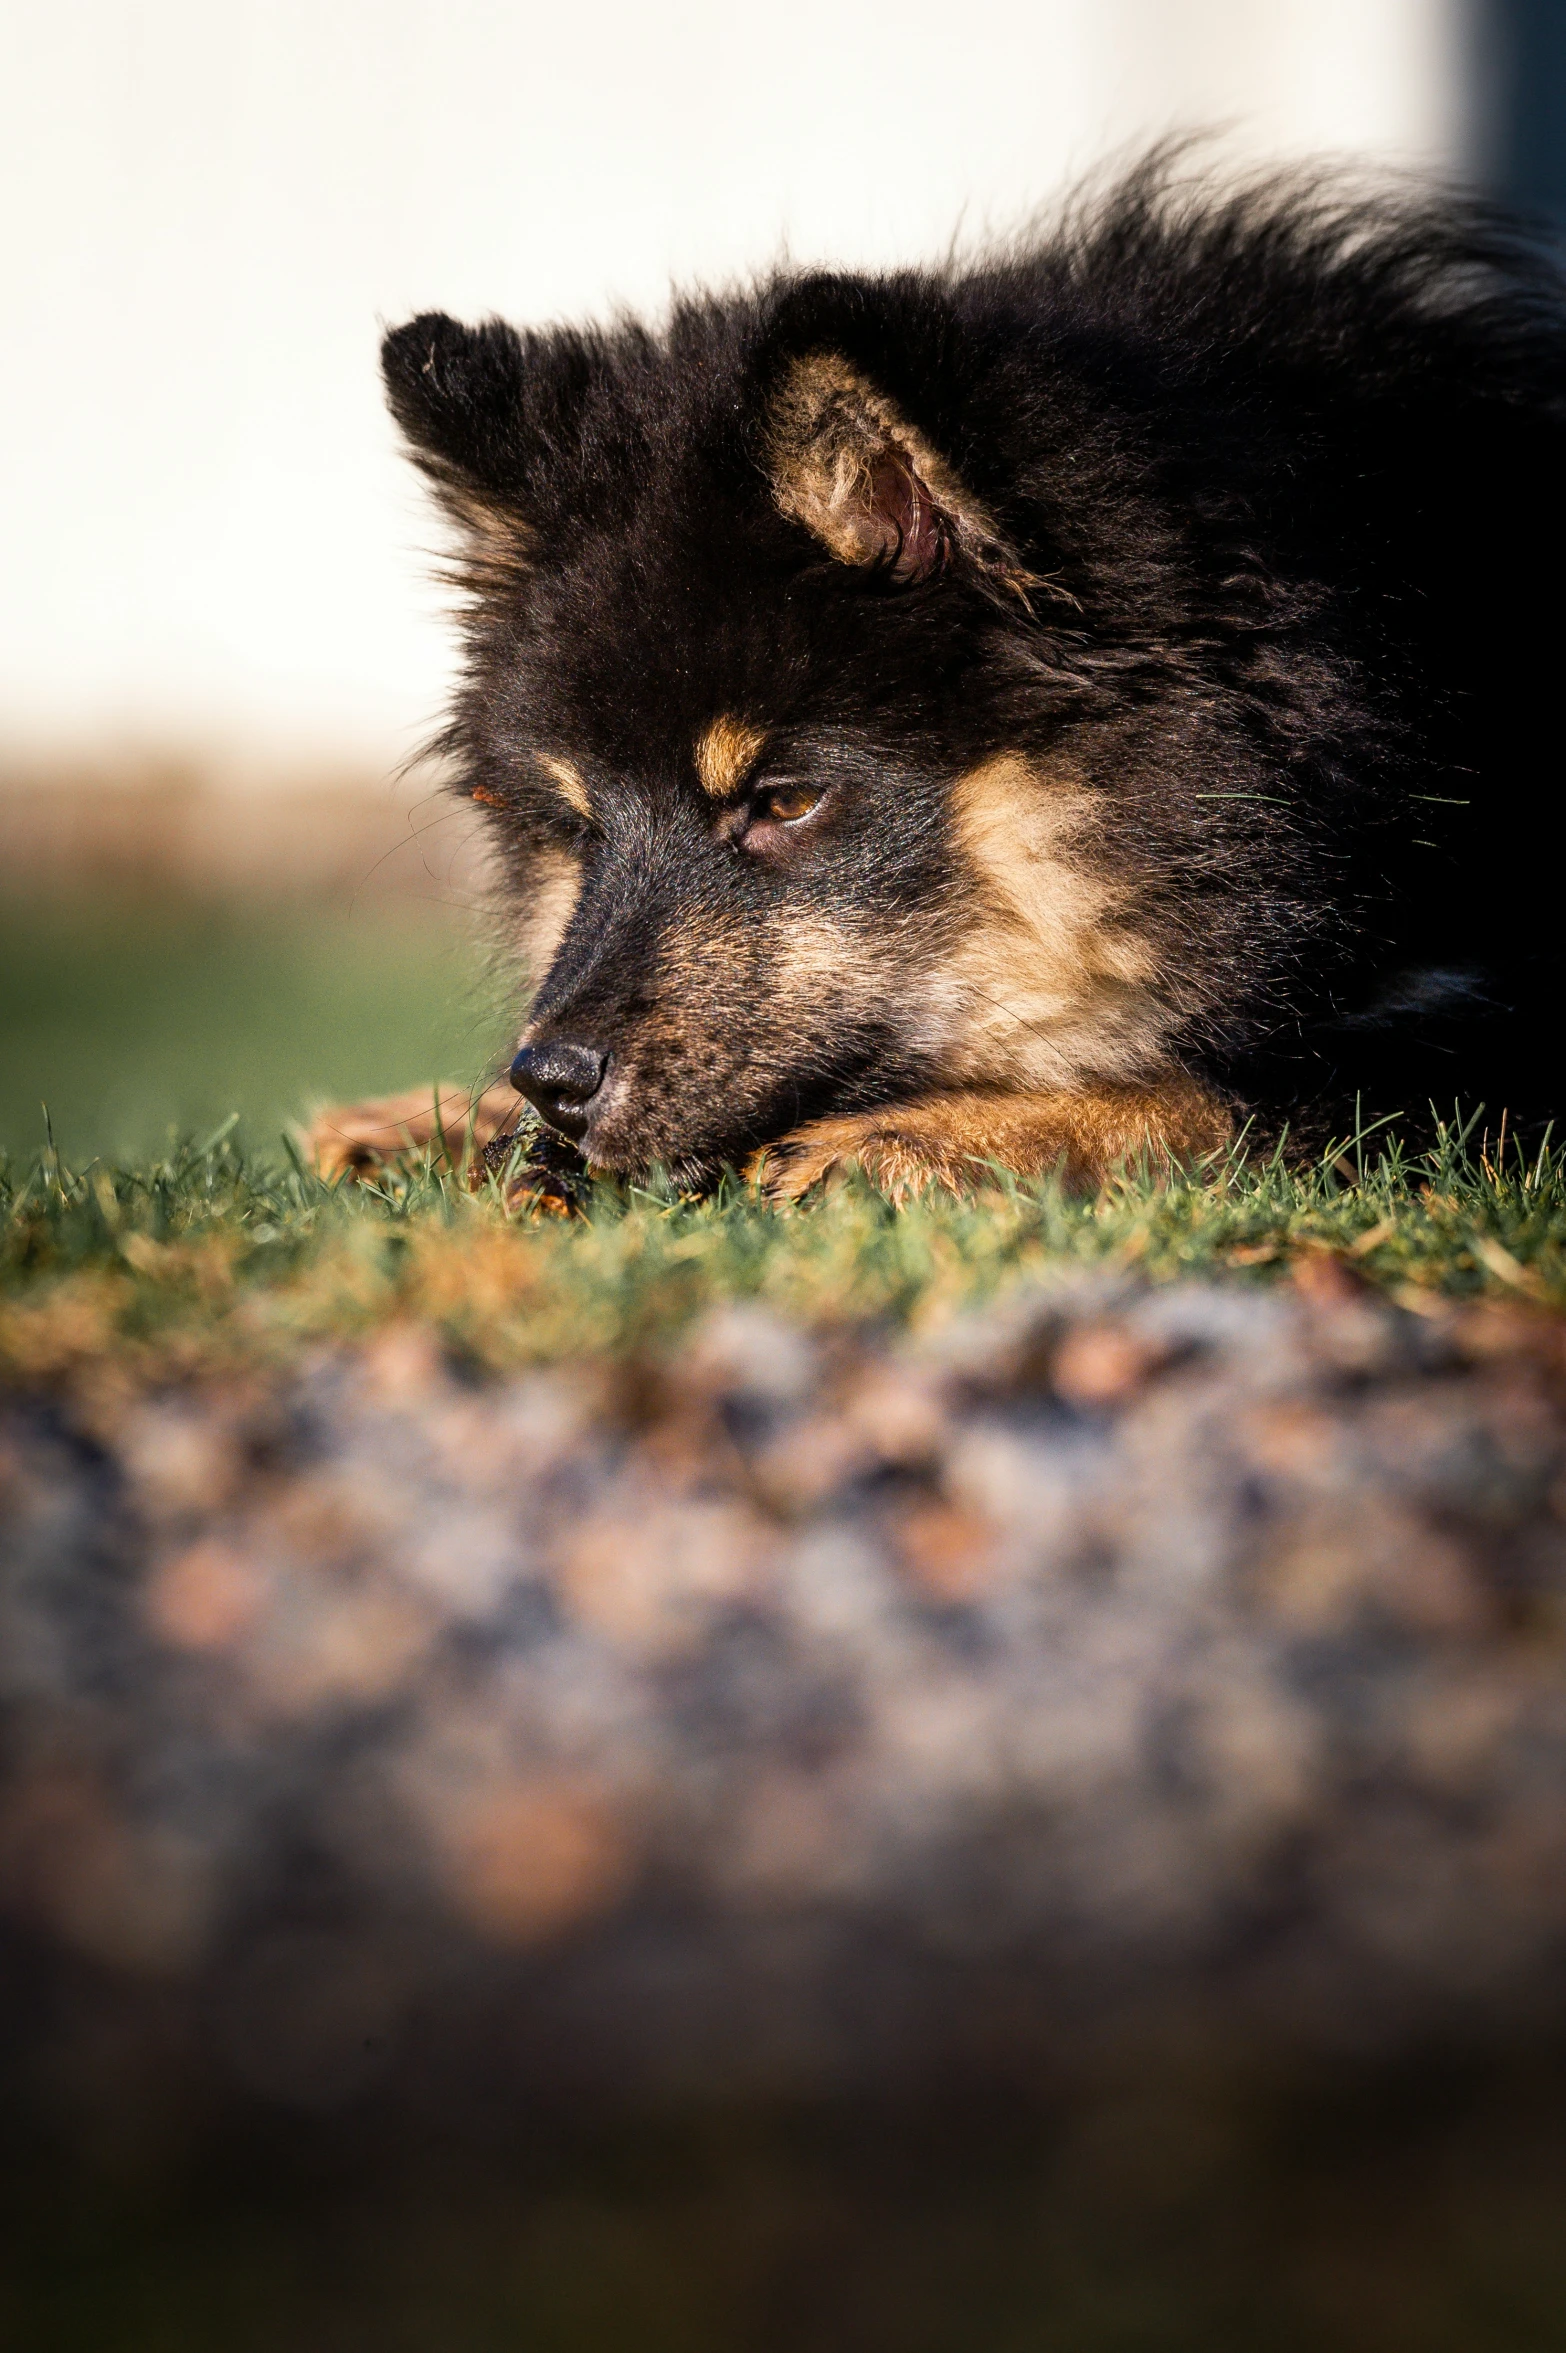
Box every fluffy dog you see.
[314,159,1566,1200]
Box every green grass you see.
[0,891,506,1165]
[3,1108,1563,1401]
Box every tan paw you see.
[306,1081,520,1182]
[755,1081,1232,1207]
[756,1111,991,1207]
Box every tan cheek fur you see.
[766,909,933,1036]
[596,909,883,1106]
[516,847,583,984]
[640,909,858,1031]
[929,754,1173,1090]
[767,910,862,993]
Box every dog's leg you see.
[306,1081,521,1180]
[756,1078,1233,1204]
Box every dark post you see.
[1481,0,1566,220]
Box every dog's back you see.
[1043,171,1566,1143]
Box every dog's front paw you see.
[307,1082,520,1181]
[756,1109,982,1206]
[753,1081,1233,1206]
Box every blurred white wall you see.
[2,0,1474,781]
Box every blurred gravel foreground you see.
[8,1270,1566,2346]
[6,1267,1566,2102]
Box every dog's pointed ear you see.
[764,351,1024,591]
[381,313,535,508]
[384,313,622,566]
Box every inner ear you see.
[765,351,1020,590]
[865,450,945,582]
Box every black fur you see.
[385,156,1566,1173]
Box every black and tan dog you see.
[314,159,1566,1201]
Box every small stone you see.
[893,1501,1000,1603]
[145,1540,268,1651]
[438,1780,630,1948]
[1053,1322,1168,1407]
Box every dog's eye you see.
[758,785,822,825]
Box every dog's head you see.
[384,283,1313,1176]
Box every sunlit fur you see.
[372,155,1566,1189]
[693,716,768,799]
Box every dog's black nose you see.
[508,1040,607,1138]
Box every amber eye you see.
[759,784,822,824]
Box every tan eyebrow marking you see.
[537,754,592,820]
[694,715,768,799]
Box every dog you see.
[312,156,1566,1203]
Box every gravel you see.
[5,1264,1566,2129]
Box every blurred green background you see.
[0,891,505,1168]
